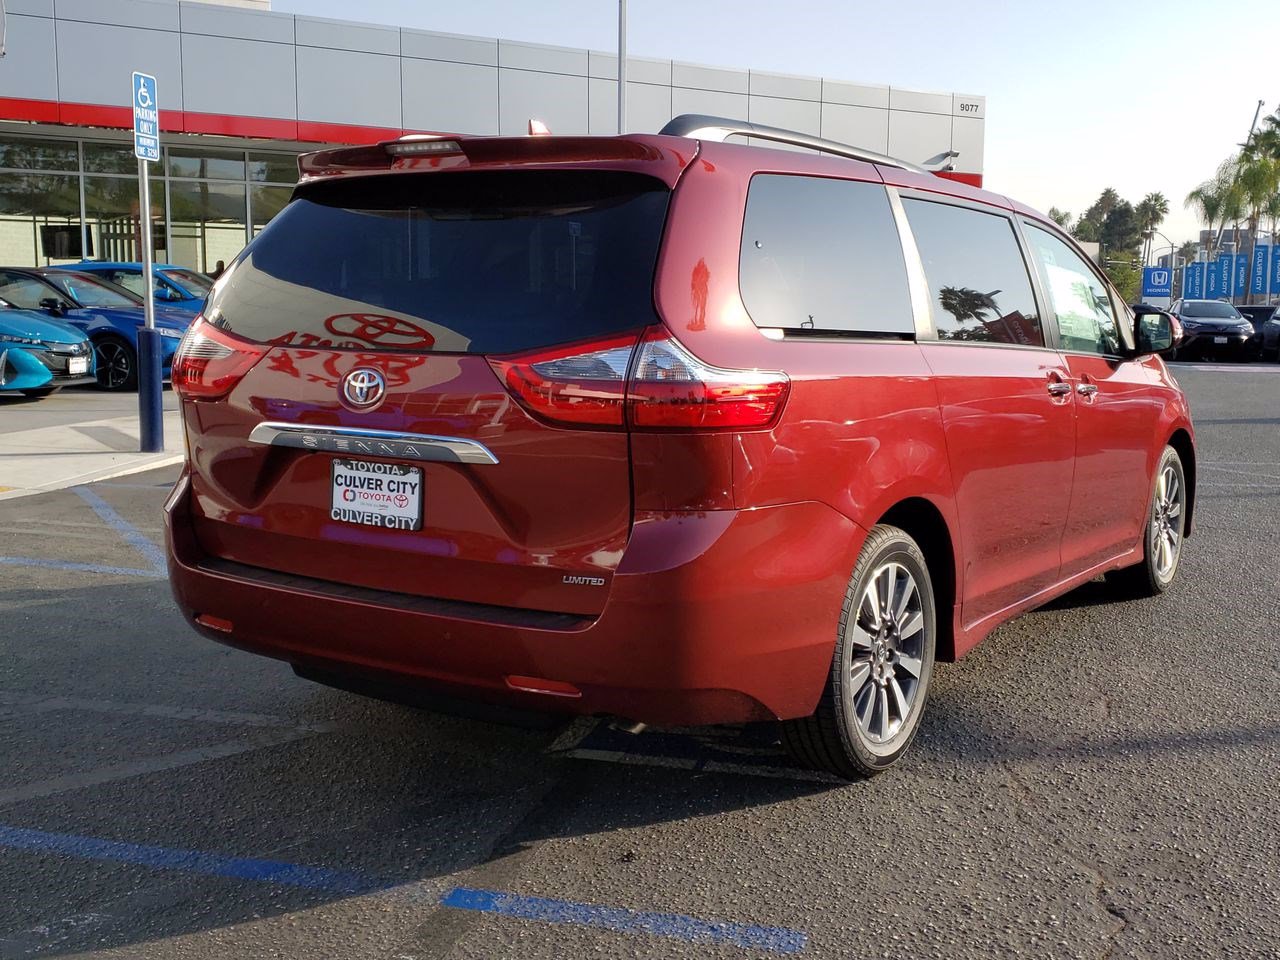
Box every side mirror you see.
[38,297,64,316]
[1133,307,1176,356]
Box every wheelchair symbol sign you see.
[132,71,160,162]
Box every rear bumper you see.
[164,473,863,725]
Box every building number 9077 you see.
[958,102,980,113]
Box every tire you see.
[1107,445,1187,598]
[93,335,138,391]
[20,387,60,399]
[782,524,937,779]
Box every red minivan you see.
[165,116,1195,779]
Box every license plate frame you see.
[68,356,88,375]
[329,458,423,531]
[1213,336,1228,344]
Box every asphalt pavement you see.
[0,363,1277,959]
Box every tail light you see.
[488,333,635,428]
[490,328,789,431]
[171,317,267,399]
[627,330,789,429]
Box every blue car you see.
[54,261,213,317]
[0,267,191,391]
[0,297,96,398]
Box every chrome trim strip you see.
[885,186,936,341]
[248,422,499,465]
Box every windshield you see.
[206,171,670,354]
[1182,301,1242,319]
[162,268,214,298]
[43,272,142,309]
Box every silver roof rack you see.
[658,114,931,174]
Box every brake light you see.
[626,330,789,429]
[171,317,266,399]
[490,328,789,431]
[488,333,636,428]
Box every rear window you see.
[203,171,669,354]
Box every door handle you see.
[1077,383,1099,399]
[1046,381,1072,397]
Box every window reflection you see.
[170,180,247,273]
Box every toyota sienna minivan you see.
[165,116,1195,779]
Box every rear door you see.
[1021,222,1164,574]
[181,169,672,618]
[902,196,1077,628]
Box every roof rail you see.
[658,114,931,174]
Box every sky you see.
[274,0,1279,247]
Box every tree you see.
[1135,192,1169,263]
[1103,254,1142,303]
[1100,201,1142,259]
[1047,207,1072,229]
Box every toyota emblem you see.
[341,367,386,409]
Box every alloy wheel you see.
[1151,463,1184,579]
[848,561,926,745]
[95,341,133,390]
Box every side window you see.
[109,272,147,297]
[0,273,53,309]
[739,175,914,335]
[901,198,1044,347]
[1025,224,1122,356]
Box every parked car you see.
[1168,299,1256,360]
[0,296,95,398]
[1235,304,1278,360]
[165,118,1195,780]
[0,267,192,390]
[52,261,213,316]
[1262,307,1280,361]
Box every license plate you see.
[330,459,422,531]
[1213,336,1228,344]
[69,356,88,375]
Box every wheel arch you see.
[1167,427,1196,537]
[875,497,960,663]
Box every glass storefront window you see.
[248,152,298,184]
[0,173,83,264]
[169,180,247,273]
[0,137,78,171]
[84,142,139,175]
[84,176,165,263]
[251,184,293,235]
[168,147,246,181]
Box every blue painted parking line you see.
[72,485,167,574]
[0,556,165,579]
[441,887,808,954]
[0,824,383,895]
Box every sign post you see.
[132,71,162,453]
[1141,266,1172,305]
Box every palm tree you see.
[1185,182,1225,260]
[1232,152,1280,301]
[1136,192,1170,263]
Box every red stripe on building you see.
[933,170,984,189]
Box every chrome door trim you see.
[248,422,499,465]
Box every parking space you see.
[1,365,1278,959]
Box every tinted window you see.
[739,175,913,334]
[1024,225,1122,355]
[42,271,140,308]
[207,171,669,354]
[902,199,1043,347]
[1181,300,1242,319]
[0,272,60,309]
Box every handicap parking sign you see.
[1141,267,1172,298]
[132,72,160,162]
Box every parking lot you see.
[1,363,1277,960]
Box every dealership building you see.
[0,0,986,274]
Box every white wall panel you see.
[58,21,182,109]
[56,0,179,31]
[750,71,821,101]
[297,47,401,127]
[821,80,889,109]
[672,62,747,95]
[588,80,671,135]
[182,34,295,118]
[887,110,953,166]
[0,15,59,100]
[498,40,586,76]
[296,16,398,56]
[821,103,890,154]
[888,88,952,115]
[402,59,498,135]
[749,96,821,135]
[7,0,54,16]
[950,116,985,174]
[588,53,671,86]
[180,2,293,43]
[671,88,748,122]
[498,70,587,136]
[401,29,496,66]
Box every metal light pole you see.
[617,0,626,134]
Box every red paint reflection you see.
[323,314,436,349]
[689,258,710,331]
